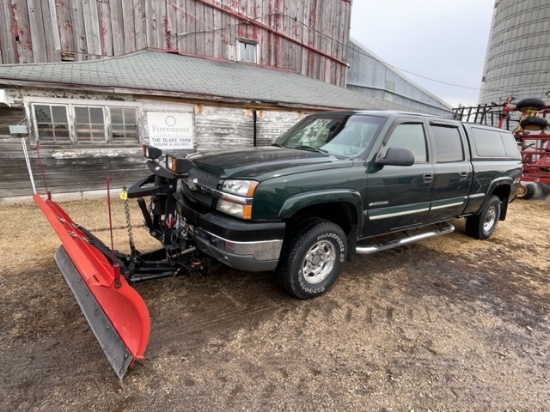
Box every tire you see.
[519,116,548,131]
[465,195,501,240]
[522,183,537,200]
[276,219,347,299]
[516,184,528,199]
[540,183,550,197]
[515,98,545,113]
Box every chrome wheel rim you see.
[483,205,497,232]
[302,240,336,284]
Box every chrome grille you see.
[182,167,219,207]
[189,167,218,189]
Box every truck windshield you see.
[275,114,384,157]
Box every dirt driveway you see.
[1,197,549,411]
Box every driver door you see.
[362,120,434,237]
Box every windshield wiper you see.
[289,145,330,155]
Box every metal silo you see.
[479,0,550,105]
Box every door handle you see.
[458,172,468,181]
[423,173,433,183]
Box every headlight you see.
[216,180,258,219]
[221,180,258,196]
[217,199,252,219]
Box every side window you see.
[111,108,138,143]
[471,128,506,157]
[431,125,464,162]
[75,106,106,143]
[385,123,427,162]
[34,104,70,144]
[500,131,521,158]
[31,102,140,145]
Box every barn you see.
[0,0,444,201]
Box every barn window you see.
[75,106,106,143]
[34,104,70,144]
[237,40,258,63]
[31,102,140,145]
[110,108,138,143]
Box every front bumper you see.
[175,193,285,272]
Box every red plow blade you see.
[34,194,150,379]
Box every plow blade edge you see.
[34,194,150,379]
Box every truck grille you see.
[181,167,219,207]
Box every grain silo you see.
[479,0,550,105]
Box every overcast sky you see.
[349,0,495,108]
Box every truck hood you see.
[186,146,353,180]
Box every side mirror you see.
[376,147,415,166]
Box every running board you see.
[355,222,455,255]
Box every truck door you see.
[363,121,434,237]
[427,121,472,222]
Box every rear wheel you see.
[276,219,347,299]
[465,195,501,239]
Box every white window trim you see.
[236,39,259,64]
[24,97,143,145]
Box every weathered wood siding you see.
[0,138,148,198]
[194,106,306,150]
[0,90,307,200]
[0,0,351,86]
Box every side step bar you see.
[356,222,455,255]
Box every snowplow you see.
[32,145,203,379]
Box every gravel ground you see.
[0,196,549,411]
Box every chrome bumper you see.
[194,227,283,272]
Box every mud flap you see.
[34,194,150,379]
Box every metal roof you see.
[0,49,418,112]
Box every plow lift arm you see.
[31,144,194,379]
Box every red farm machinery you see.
[453,96,550,199]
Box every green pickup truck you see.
[129,110,523,299]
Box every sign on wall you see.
[147,112,194,149]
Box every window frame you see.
[383,121,429,163]
[25,97,142,146]
[236,39,259,64]
[430,124,465,163]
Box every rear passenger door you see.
[427,120,472,222]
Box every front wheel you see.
[465,195,502,239]
[276,219,347,299]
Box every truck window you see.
[500,131,522,158]
[471,127,506,157]
[385,123,427,162]
[431,125,464,163]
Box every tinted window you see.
[385,123,427,162]
[471,127,506,157]
[431,125,464,162]
[500,131,521,158]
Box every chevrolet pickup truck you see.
[35,110,523,377]
[133,110,522,298]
